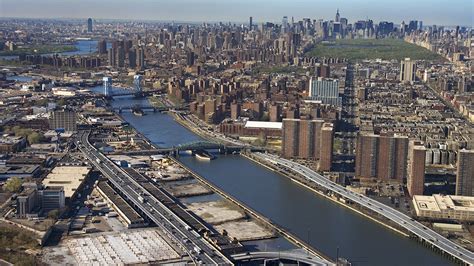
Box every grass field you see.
[306,38,443,61]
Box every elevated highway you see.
[257,152,474,265]
[76,130,232,265]
[232,251,331,265]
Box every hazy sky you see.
[0,0,472,26]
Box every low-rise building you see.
[413,194,474,222]
[0,135,27,153]
[42,166,91,200]
[0,165,41,180]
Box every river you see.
[110,95,451,265]
[0,40,109,60]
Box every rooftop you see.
[42,166,90,198]
[413,194,474,213]
[244,121,282,130]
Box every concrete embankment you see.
[242,153,410,238]
[168,156,333,263]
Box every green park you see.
[306,38,444,61]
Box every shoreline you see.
[242,153,410,238]
[171,111,412,238]
[113,109,333,263]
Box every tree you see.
[5,177,23,193]
[27,132,43,144]
[47,210,59,220]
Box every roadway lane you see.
[77,130,232,265]
[256,152,474,265]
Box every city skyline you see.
[0,0,472,26]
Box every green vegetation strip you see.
[0,224,39,265]
[306,39,443,61]
[0,44,77,56]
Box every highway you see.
[231,251,330,265]
[256,152,474,265]
[76,130,232,265]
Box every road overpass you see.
[257,152,474,265]
[232,251,332,265]
[76,130,232,265]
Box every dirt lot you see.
[185,200,245,224]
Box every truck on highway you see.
[194,246,202,254]
[95,158,102,164]
[138,196,146,203]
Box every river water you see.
[0,40,109,60]
[110,95,451,265]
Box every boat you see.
[194,150,216,161]
[132,106,145,116]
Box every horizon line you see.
[0,16,470,28]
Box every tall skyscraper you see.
[281,16,289,34]
[187,51,195,66]
[282,119,333,170]
[133,75,142,93]
[249,17,253,30]
[103,77,112,96]
[335,9,340,22]
[98,39,107,54]
[108,40,118,67]
[308,77,341,106]
[407,141,426,197]
[455,149,474,196]
[400,58,416,83]
[117,46,125,67]
[137,46,145,70]
[355,134,408,180]
[87,18,93,33]
[128,49,137,68]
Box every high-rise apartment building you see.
[308,77,341,106]
[230,103,241,120]
[269,103,282,122]
[400,58,416,83]
[355,134,378,178]
[456,149,474,196]
[282,119,333,170]
[315,63,330,78]
[319,123,334,171]
[355,134,408,180]
[49,110,77,132]
[407,141,426,197]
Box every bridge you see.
[231,251,332,265]
[112,105,167,113]
[112,140,245,156]
[99,75,164,98]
